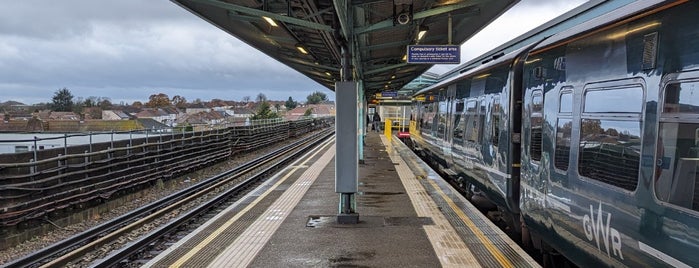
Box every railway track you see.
[3,130,334,268]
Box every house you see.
[283,104,335,120]
[102,110,131,120]
[134,108,179,127]
[185,102,211,115]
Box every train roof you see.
[533,0,675,52]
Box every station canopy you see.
[172,0,517,97]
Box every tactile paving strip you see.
[381,135,481,267]
[383,135,540,268]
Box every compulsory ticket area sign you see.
[407,45,460,64]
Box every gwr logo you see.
[582,202,624,260]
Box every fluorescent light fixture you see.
[262,16,278,27]
[325,72,332,76]
[417,25,429,41]
[296,44,309,54]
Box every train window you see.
[584,86,643,113]
[578,119,641,191]
[437,100,448,139]
[465,100,480,142]
[656,81,699,211]
[453,100,465,143]
[559,91,573,113]
[491,96,501,145]
[530,91,543,161]
[663,81,699,114]
[554,119,572,171]
[479,99,486,142]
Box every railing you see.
[0,117,335,229]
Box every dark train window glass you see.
[530,91,543,161]
[479,100,486,142]
[554,119,572,170]
[560,91,573,113]
[656,81,699,211]
[663,81,699,114]
[491,96,501,145]
[584,86,643,113]
[656,121,699,211]
[578,119,641,191]
[420,104,432,132]
[465,100,480,142]
[437,101,448,138]
[453,100,464,143]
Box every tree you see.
[285,96,298,110]
[132,101,143,109]
[306,91,327,104]
[256,93,267,103]
[172,95,187,108]
[99,98,113,110]
[146,93,171,108]
[251,101,279,120]
[51,88,74,112]
[242,96,251,103]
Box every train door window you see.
[530,91,543,161]
[656,80,699,211]
[554,89,573,171]
[453,100,465,144]
[421,103,433,133]
[465,99,479,142]
[491,95,501,145]
[438,99,448,139]
[479,98,486,143]
[578,84,643,192]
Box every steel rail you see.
[2,130,333,268]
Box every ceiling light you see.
[325,72,332,76]
[417,25,429,41]
[391,75,396,79]
[402,54,407,61]
[262,16,278,27]
[296,44,309,54]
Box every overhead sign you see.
[380,91,397,97]
[407,45,460,64]
[375,91,397,99]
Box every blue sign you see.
[381,91,397,97]
[407,45,460,64]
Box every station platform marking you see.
[381,135,480,267]
[204,141,335,267]
[157,138,334,268]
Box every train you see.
[408,0,699,267]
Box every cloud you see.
[0,1,329,105]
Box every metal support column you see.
[358,82,365,163]
[336,81,358,224]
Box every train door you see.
[654,74,699,226]
[437,89,451,160]
[521,88,545,216]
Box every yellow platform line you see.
[168,138,334,268]
[207,142,335,267]
[382,135,479,267]
[399,140,540,268]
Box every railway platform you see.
[145,132,539,267]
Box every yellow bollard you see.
[384,119,392,140]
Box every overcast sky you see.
[0,0,586,105]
